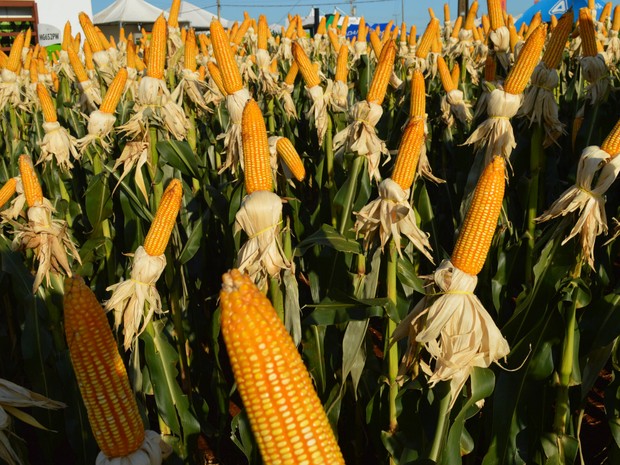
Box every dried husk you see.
[77,79,102,113]
[305,84,329,146]
[581,54,610,104]
[0,69,21,110]
[39,121,80,171]
[95,430,171,465]
[219,87,251,174]
[77,110,116,153]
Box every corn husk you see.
[38,121,79,172]
[77,110,116,153]
[489,26,511,69]
[255,49,280,95]
[1,178,25,221]
[581,54,610,104]
[442,89,473,125]
[328,79,349,112]
[305,84,329,146]
[77,79,102,113]
[219,87,251,174]
[0,69,21,110]
[95,430,171,465]
[172,68,210,112]
[606,30,620,62]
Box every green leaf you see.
[295,224,362,256]
[178,209,207,265]
[84,173,113,233]
[303,295,388,326]
[157,140,200,178]
[397,257,425,295]
[341,320,368,399]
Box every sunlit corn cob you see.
[381,20,394,44]
[550,14,558,31]
[168,0,181,27]
[84,42,95,71]
[275,137,305,181]
[369,30,382,58]
[484,55,497,81]
[481,15,490,36]
[601,119,620,158]
[613,6,620,32]
[488,0,504,30]
[392,118,426,191]
[143,179,183,257]
[184,28,197,71]
[340,16,350,35]
[366,41,395,105]
[100,68,127,114]
[335,45,348,83]
[0,177,17,209]
[95,28,111,51]
[284,62,298,85]
[0,50,7,68]
[451,156,506,275]
[64,276,145,458]
[146,15,167,80]
[62,22,72,51]
[328,29,340,52]
[220,269,345,465]
[509,22,520,52]
[357,17,366,41]
[525,12,541,40]
[67,47,89,83]
[257,15,268,50]
[242,99,272,194]
[207,62,228,96]
[18,155,43,207]
[438,56,456,93]
[37,82,58,123]
[316,16,327,35]
[292,42,320,88]
[465,1,479,30]
[542,10,573,69]
[444,3,450,23]
[451,16,462,39]
[232,17,251,46]
[600,2,612,24]
[451,63,461,88]
[6,31,24,73]
[79,12,104,52]
[29,57,37,83]
[24,27,31,49]
[579,8,598,57]
[431,33,442,53]
[409,69,426,119]
[210,19,244,94]
[417,17,440,59]
[503,24,546,95]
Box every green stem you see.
[170,285,191,393]
[584,103,600,147]
[148,126,163,209]
[338,156,363,235]
[324,115,337,228]
[267,98,276,134]
[386,240,399,433]
[526,125,544,286]
[429,383,452,462]
[269,277,285,322]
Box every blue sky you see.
[91,0,531,29]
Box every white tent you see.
[171,1,231,30]
[94,0,163,25]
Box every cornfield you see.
[1,0,620,464]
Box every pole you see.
[458,0,469,17]
[314,7,320,35]
[217,0,221,20]
[401,0,404,23]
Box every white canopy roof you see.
[94,0,163,25]
[171,1,231,29]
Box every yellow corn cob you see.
[503,24,547,95]
[61,22,72,51]
[525,12,542,40]
[198,33,210,56]
[184,28,197,71]
[519,23,528,38]
[0,177,17,208]
[198,65,206,81]
[613,6,620,32]
[276,137,305,181]
[18,155,43,207]
[6,32,24,73]
[484,55,497,81]
[391,26,400,42]
[68,47,89,83]
[284,61,298,86]
[550,15,558,31]
[207,62,228,96]
[572,114,584,150]
[64,276,145,458]
[399,22,407,42]
[168,0,181,27]
[37,83,57,123]
[72,34,81,54]
[242,99,273,194]
[126,41,136,69]
[29,57,38,83]
[24,48,32,70]
[357,17,366,41]
[392,118,426,191]
[464,1,479,30]
[119,27,126,43]
[472,25,481,41]
[417,18,440,59]
[143,179,183,256]
[451,62,461,88]
[95,27,111,50]
[292,42,320,88]
[366,40,395,106]
[146,15,167,79]
[488,0,504,30]
[37,57,47,76]
[332,12,341,30]
[134,53,146,72]
[450,16,462,39]
[381,20,394,44]
[340,16,349,36]
[51,71,59,92]
[269,58,278,74]
[409,25,417,45]
[24,28,31,49]
[296,17,305,39]
[600,2,612,24]
[579,8,598,57]
[601,118,620,158]
[335,45,348,83]
[328,29,341,53]
[481,15,491,36]
[210,19,244,94]
[317,16,327,35]
[369,29,382,58]
[451,156,505,275]
[509,22,519,52]
[232,17,251,46]
[0,50,7,69]
[444,4,451,23]
[428,7,435,19]
[109,35,117,49]
[409,69,426,119]
[431,31,442,53]
[588,0,595,9]
[220,269,345,465]
[79,12,103,53]
[438,56,456,93]
[229,21,240,40]
[100,68,127,114]
[284,18,295,39]
[257,15,268,50]
[542,10,573,69]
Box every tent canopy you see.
[515,0,605,28]
[168,1,230,29]
[94,0,163,25]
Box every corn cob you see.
[94,27,111,50]
[503,24,547,95]
[0,177,17,209]
[37,82,57,123]
[29,57,38,83]
[451,156,505,275]
[357,17,366,41]
[369,29,382,58]
[431,33,442,53]
[18,155,43,207]
[24,48,32,70]
[508,21,520,52]
[331,12,340,30]
[481,15,491,35]
[68,47,89,83]
[601,119,620,158]
[392,118,426,191]
[198,65,206,81]
[276,137,305,181]
[61,22,72,51]
[451,62,461,88]
[599,2,612,24]
[317,16,327,35]
[220,269,345,465]
[146,15,167,79]
[168,0,181,27]
[119,27,126,43]
[444,3,450,23]
[143,179,183,257]
[328,29,341,53]
[550,15,558,31]
[6,32,24,73]
[381,20,394,44]
[100,68,128,114]
[79,12,103,52]
[269,58,278,74]
[450,16,462,39]
[613,6,620,32]
[292,42,320,88]
[0,50,7,69]
[184,28,197,71]
[64,276,145,458]
[579,8,598,57]
[542,10,573,69]
[340,16,349,36]
[409,69,426,119]
[284,62,298,86]
[437,56,456,93]
[257,15,268,50]
[464,1,479,30]
[525,12,542,40]
[210,19,244,94]
[24,27,31,49]
[335,45,348,83]
[488,0,504,30]
[51,71,59,92]
[242,99,273,194]
[417,18,440,59]
[366,40,395,105]
[484,55,497,81]
[407,25,416,45]
[399,22,407,42]
[232,17,251,46]
[428,7,436,19]
[207,62,228,96]
[296,17,305,39]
